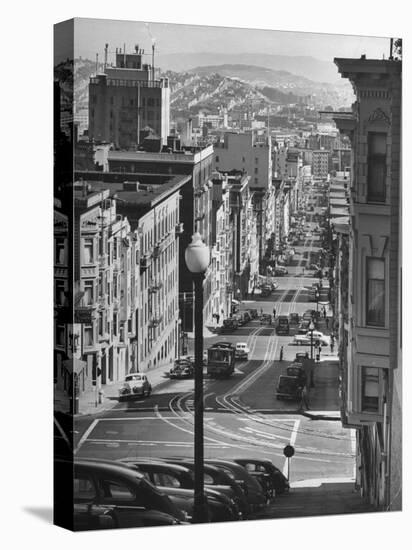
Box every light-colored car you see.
[305,330,329,346]
[235,342,250,360]
[293,335,311,346]
[119,373,152,399]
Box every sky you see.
[57,17,391,68]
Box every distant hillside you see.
[54,58,353,127]
[167,70,300,115]
[157,52,342,83]
[189,64,315,88]
[187,63,335,97]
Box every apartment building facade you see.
[312,149,330,180]
[54,185,138,402]
[92,144,215,331]
[333,56,401,510]
[227,171,258,299]
[214,132,272,267]
[210,172,232,320]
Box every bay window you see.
[366,257,385,326]
[367,132,387,202]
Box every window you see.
[83,238,94,264]
[255,157,259,164]
[215,155,219,163]
[361,367,380,412]
[99,312,104,336]
[113,313,118,337]
[84,280,94,305]
[366,257,385,326]
[55,238,65,264]
[84,324,93,346]
[56,324,65,346]
[98,478,136,502]
[74,474,96,501]
[254,167,258,174]
[55,280,66,306]
[367,132,386,202]
[242,156,245,163]
[153,473,181,488]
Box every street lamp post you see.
[309,320,315,360]
[309,320,315,388]
[185,233,210,523]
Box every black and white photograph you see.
[52,15,402,532]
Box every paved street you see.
[67,211,373,518]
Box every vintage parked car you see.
[289,312,300,324]
[260,313,272,325]
[303,309,317,320]
[260,284,272,297]
[276,375,304,401]
[233,458,290,496]
[235,342,250,361]
[58,458,186,530]
[293,334,311,346]
[205,459,267,512]
[119,373,152,400]
[274,266,288,276]
[248,308,259,319]
[305,330,329,346]
[169,359,194,379]
[221,318,239,332]
[298,319,311,334]
[119,459,241,522]
[164,458,250,518]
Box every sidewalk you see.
[257,479,377,519]
[54,361,175,417]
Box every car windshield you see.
[125,375,142,382]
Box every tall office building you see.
[88,45,170,149]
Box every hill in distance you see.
[156,52,342,83]
[187,64,326,93]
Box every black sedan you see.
[120,459,241,522]
[233,458,289,496]
[169,360,194,379]
[163,458,250,518]
[57,458,185,530]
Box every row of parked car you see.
[221,308,259,332]
[62,455,290,530]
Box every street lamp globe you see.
[185,232,210,273]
